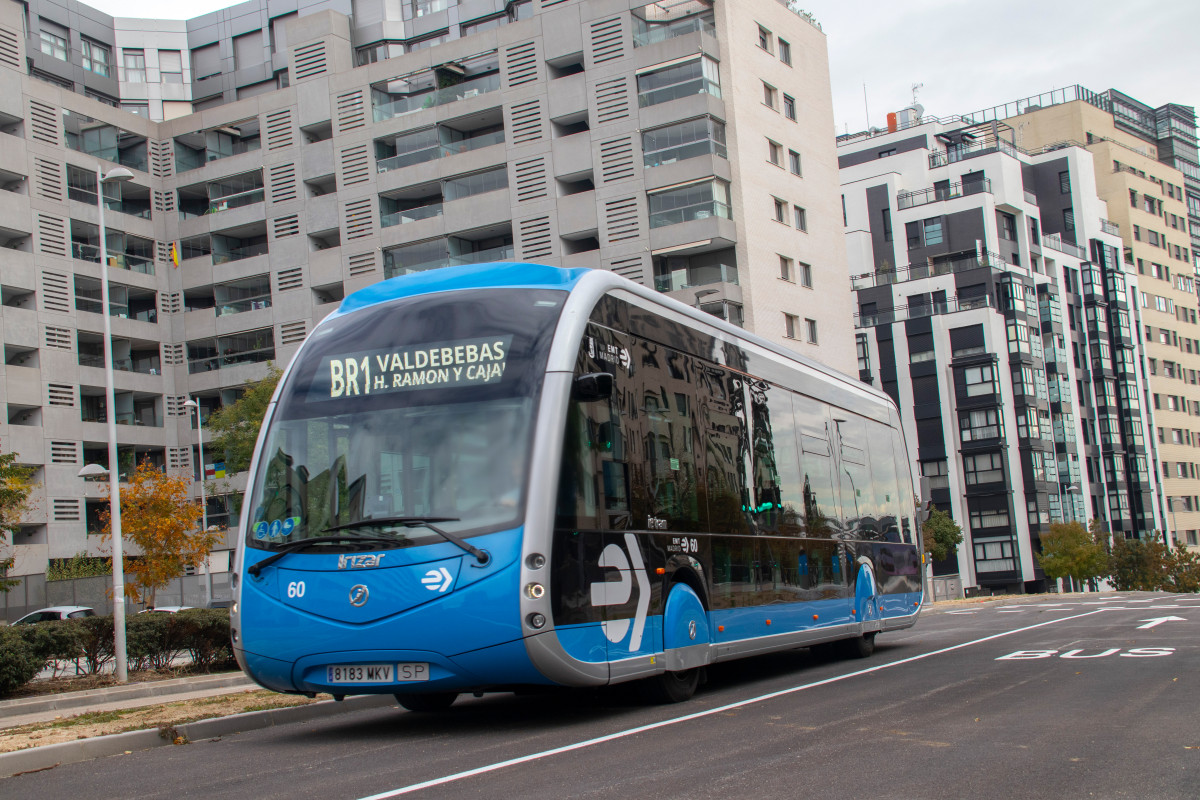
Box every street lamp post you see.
[93,164,135,683]
[182,399,212,608]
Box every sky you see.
[87,0,1200,136]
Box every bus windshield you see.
[245,288,567,551]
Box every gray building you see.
[0,0,854,586]
[839,111,1162,593]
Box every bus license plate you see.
[326,663,429,683]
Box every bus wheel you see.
[395,692,458,712]
[640,668,700,704]
[839,632,876,659]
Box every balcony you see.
[376,128,504,174]
[381,201,443,228]
[928,137,1023,168]
[71,242,155,275]
[373,72,501,123]
[855,294,993,328]
[896,178,992,210]
[851,250,1007,290]
[1100,218,1120,236]
[383,238,514,279]
[213,242,269,264]
[654,262,738,292]
[632,5,715,47]
[1042,232,1086,259]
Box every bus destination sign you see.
[312,335,513,399]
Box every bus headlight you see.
[526,553,546,570]
[525,582,545,599]
[527,613,546,629]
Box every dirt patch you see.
[0,690,322,754]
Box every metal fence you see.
[2,573,234,623]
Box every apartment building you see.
[0,0,853,585]
[840,112,1161,593]
[974,87,1198,551]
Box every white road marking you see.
[357,608,1110,800]
[1136,616,1186,629]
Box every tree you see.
[1036,521,1108,592]
[922,508,963,562]
[97,458,215,606]
[205,363,283,476]
[1165,542,1200,593]
[0,449,36,592]
[1108,536,1172,591]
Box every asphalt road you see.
[6,592,1198,799]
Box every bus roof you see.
[334,262,591,317]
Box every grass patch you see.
[47,710,128,729]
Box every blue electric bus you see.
[232,263,922,709]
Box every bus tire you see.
[640,668,700,704]
[395,692,458,712]
[839,632,876,659]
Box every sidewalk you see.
[0,672,258,730]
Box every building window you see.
[783,94,796,120]
[637,56,721,107]
[794,206,807,232]
[762,82,777,109]
[799,261,812,288]
[779,255,793,281]
[963,365,995,397]
[773,197,787,223]
[881,208,892,242]
[999,212,1016,240]
[778,39,791,65]
[1064,207,1075,231]
[40,28,67,61]
[82,39,111,76]
[960,408,1000,441]
[784,312,798,339]
[857,334,871,373]
[642,117,727,168]
[159,50,183,83]
[805,318,818,344]
[647,179,731,228]
[121,102,149,118]
[789,150,802,176]
[964,452,1004,485]
[757,25,772,51]
[767,139,781,166]
[123,49,146,82]
[1059,170,1071,194]
[922,217,943,246]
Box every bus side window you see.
[793,394,839,538]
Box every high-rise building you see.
[971,87,1198,551]
[839,110,1162,593]
[0,0,853,590]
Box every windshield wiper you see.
[323,516,490,565]
[247,534,399,577]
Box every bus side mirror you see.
[573,372,613,402]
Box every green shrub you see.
[0,627,44,695]
[174,609,234,671]
[18,620,83,663]
[126,613,188,670]
[75,615,115,674]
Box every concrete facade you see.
[0,0,854,581]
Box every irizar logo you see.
[589,533,650,650]
[339,553,384,569]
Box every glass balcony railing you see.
[217,297,272,315]
[384,244,515,278]
[381,202,443,228]
[373,73,501,122]
[71,242,155,275]
[212,242,269,264]
[648,200,730,229]
[67,187,152,219]
[644,137,727,168]
[654,263,738,292]
[638,77,721,109]
[207,188,264,214]
[633,14,715,47]
[188,346,276,374]
[377,130,506,173]
[896,178,993,210]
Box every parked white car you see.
[12,606,96,625]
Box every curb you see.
[1,694,396,778]
[0,673,256,718]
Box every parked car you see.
[139,606,193,614]
[12,606,96,625]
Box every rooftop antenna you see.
[911,82,924,107]
[863,83,870,130]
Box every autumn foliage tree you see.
[1036,521,1108,592]
[0,449,36,592]
[98,458,215,606]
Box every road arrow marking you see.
[1136,616,1186,629]
[421,567,453,593]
